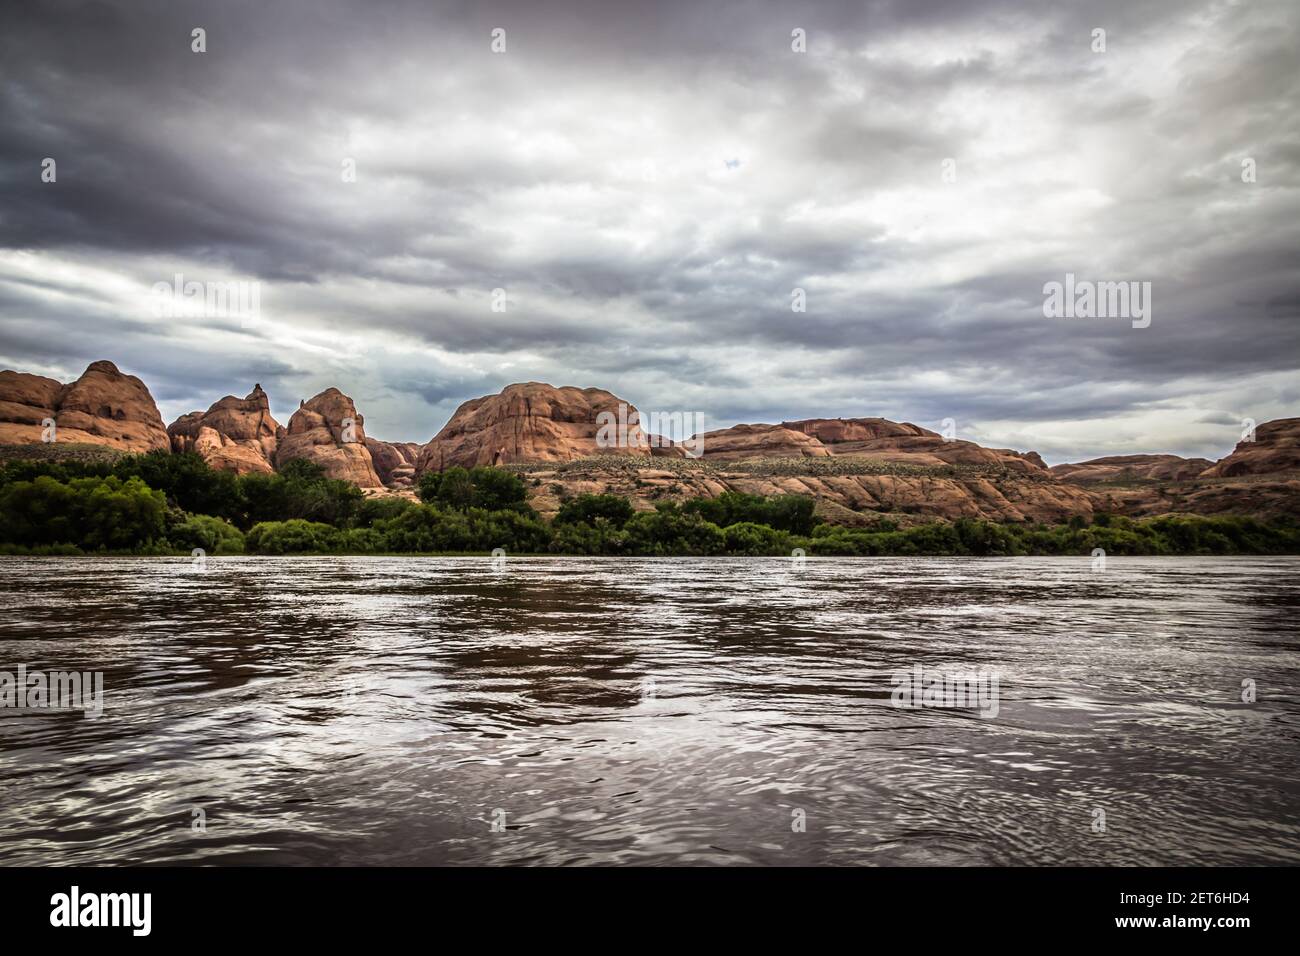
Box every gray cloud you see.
[1,0,1297,464]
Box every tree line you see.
[0,451,1295,557]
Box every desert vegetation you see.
[0,452,1296,557]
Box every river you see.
[1,555,1297,865]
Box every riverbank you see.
[3,451,1298,558]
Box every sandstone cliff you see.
[168,384,283,474]
[1198,418,1300,478]
[415,382,657,472]
[697,416,1047,473]
[276,388,383,487]
[365,437,421,489]
[515,458,1098,525]
[0,360,169,452]
[1050,454,1214,484]
[4,361,1298,523]
[694,423,832,460]
[1098,477,1300,523]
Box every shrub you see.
[952,517,1021,556]
[377,505,470,552]
[335,527,389,553]
[353,495,416,527]
[0,542,85,556]
[723,521,791,555]
[682,492,818,535]
[114,450,244,522]
[418,466,528,512]
[466,467,528,511]
[168,513,245,554]
[245,519,340,554]
[622,504,726,556]
[549,521,622,555]
[903,521,961,554]
[0,458,114,486]
[0,474,166,551]
[466,507,552,553]
[555,494,635,528]
[239,462,363,528]
[415,470,443,504]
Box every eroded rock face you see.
[1198,419,1300,478]
[415,382,656,473]
[0,372,62,440]
[276,387,383,487]
[695,416,1047,473]
[519,461,1099,525]
[783,417,934,444]
[832,433,1047,473]
[365,437,422,488]
[1050,454,1214,484]
[1099,478,1300,521]
[168,385,283,474]
[695,423,833,460]
[0,360,169,452]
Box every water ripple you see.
[1,555,1298,865]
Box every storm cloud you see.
[1,0,1297,461]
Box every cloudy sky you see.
[1,0,1297,463]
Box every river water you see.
[1,555,1297,866]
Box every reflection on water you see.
[0,555,1298,866]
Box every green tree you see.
[238,461,363,527]
[418,466,527,511]
[430,467,475,510]
[0,475,166,551]
[723,521,791,555]
[623,504,726,556]
[682,491,817,535]
[467,466,527,511]
[114,450,244,522]
[555,494,635,528]
[353,495,416,527]
[245,519,341,554]
[167,513,245,554]
[415,470,443,504]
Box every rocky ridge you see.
[0,360,170,452]
[3,363,1298,522]
[1048,454,1214,484]
[275,388,383,488]
[168,385,283,474]
[414,382,662,473]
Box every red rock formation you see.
[5,362,1297,524]
[835,433,1047,473]
[1198,419,1300,478]
[415,382,657,472]
[783,416,935,444]
[0,372,62,439]
[1100,478,1300,522]
[518,460,1099,525]
[168,385,283,474]
[276,388,383,487]
[0,360,169,451]
[695,423,833,460]
[696,416,1047,473]
[1050,454,1214,484]
[365,437,422,488]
